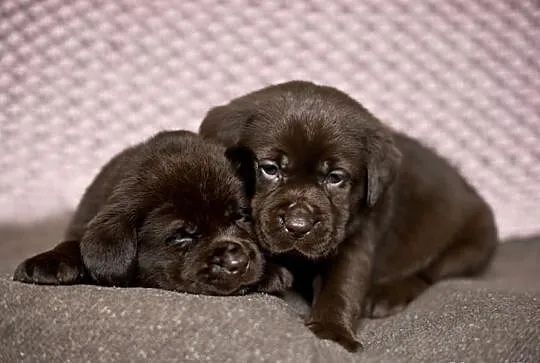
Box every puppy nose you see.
[283,203,315,236]
[210,242,249,275]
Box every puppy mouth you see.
[257,216,334,259]
[207,260,251,277]
[192,241,263,295]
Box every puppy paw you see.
[364,275,429,319]
[306,319,363,352]
[254,264,294,294]
[267,265,294,292]
[13,250,84,285]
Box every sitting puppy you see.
[199,81,498,350]
[14,130,292,296]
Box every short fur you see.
[14,130,292,296]
[199,81,498,350]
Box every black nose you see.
[210,242,249,276]
[283,203,315,236]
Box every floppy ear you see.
[199,102,256,147]
[80,199,139,286]
[366,137,402,208]
[225,145,258,199]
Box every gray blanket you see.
[1,234,538,362]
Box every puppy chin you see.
[198,266,259,295]
[192,279,249,296]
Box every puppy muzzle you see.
[280,202,319,237]
[207,240,251,277]
[257,195,336,258]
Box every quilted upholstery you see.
[0,1,539,236]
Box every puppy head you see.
[136,199,261,296]
[211,81,401,259]
[81,131,264,295]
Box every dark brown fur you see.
[199,81,498,350]
[13,130,292,296]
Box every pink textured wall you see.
[1,0,539,239]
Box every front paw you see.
[306,319,363,352]
[255,264,294,294]
[13,251,84,285]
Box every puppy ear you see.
[225,145,257,199]
[366,138,401,207]
[199,103,255,147]
[80,200,139,286]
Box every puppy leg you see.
[13,240,86,285]
[420,208,498,283]
[364,209,497,318]
[306,239,373,352]
[363,275,429,318]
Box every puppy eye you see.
[324,170,348,187]
[259,160,279,180]
[165,235,194,247]
[258,160,280,180]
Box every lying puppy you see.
[14,130,291,296]
[199,81,498,350]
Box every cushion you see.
[1,229,538,362]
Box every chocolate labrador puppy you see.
[199,81,498,350]
[14,130,292,296]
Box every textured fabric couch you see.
[1,1,539,361]
[1,224,539,362]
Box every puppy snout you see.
[210,242,249,276]
[282,202,316,236]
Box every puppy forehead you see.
[146,193,240,236]
[141,162,246,227]
[169,177,244,219]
